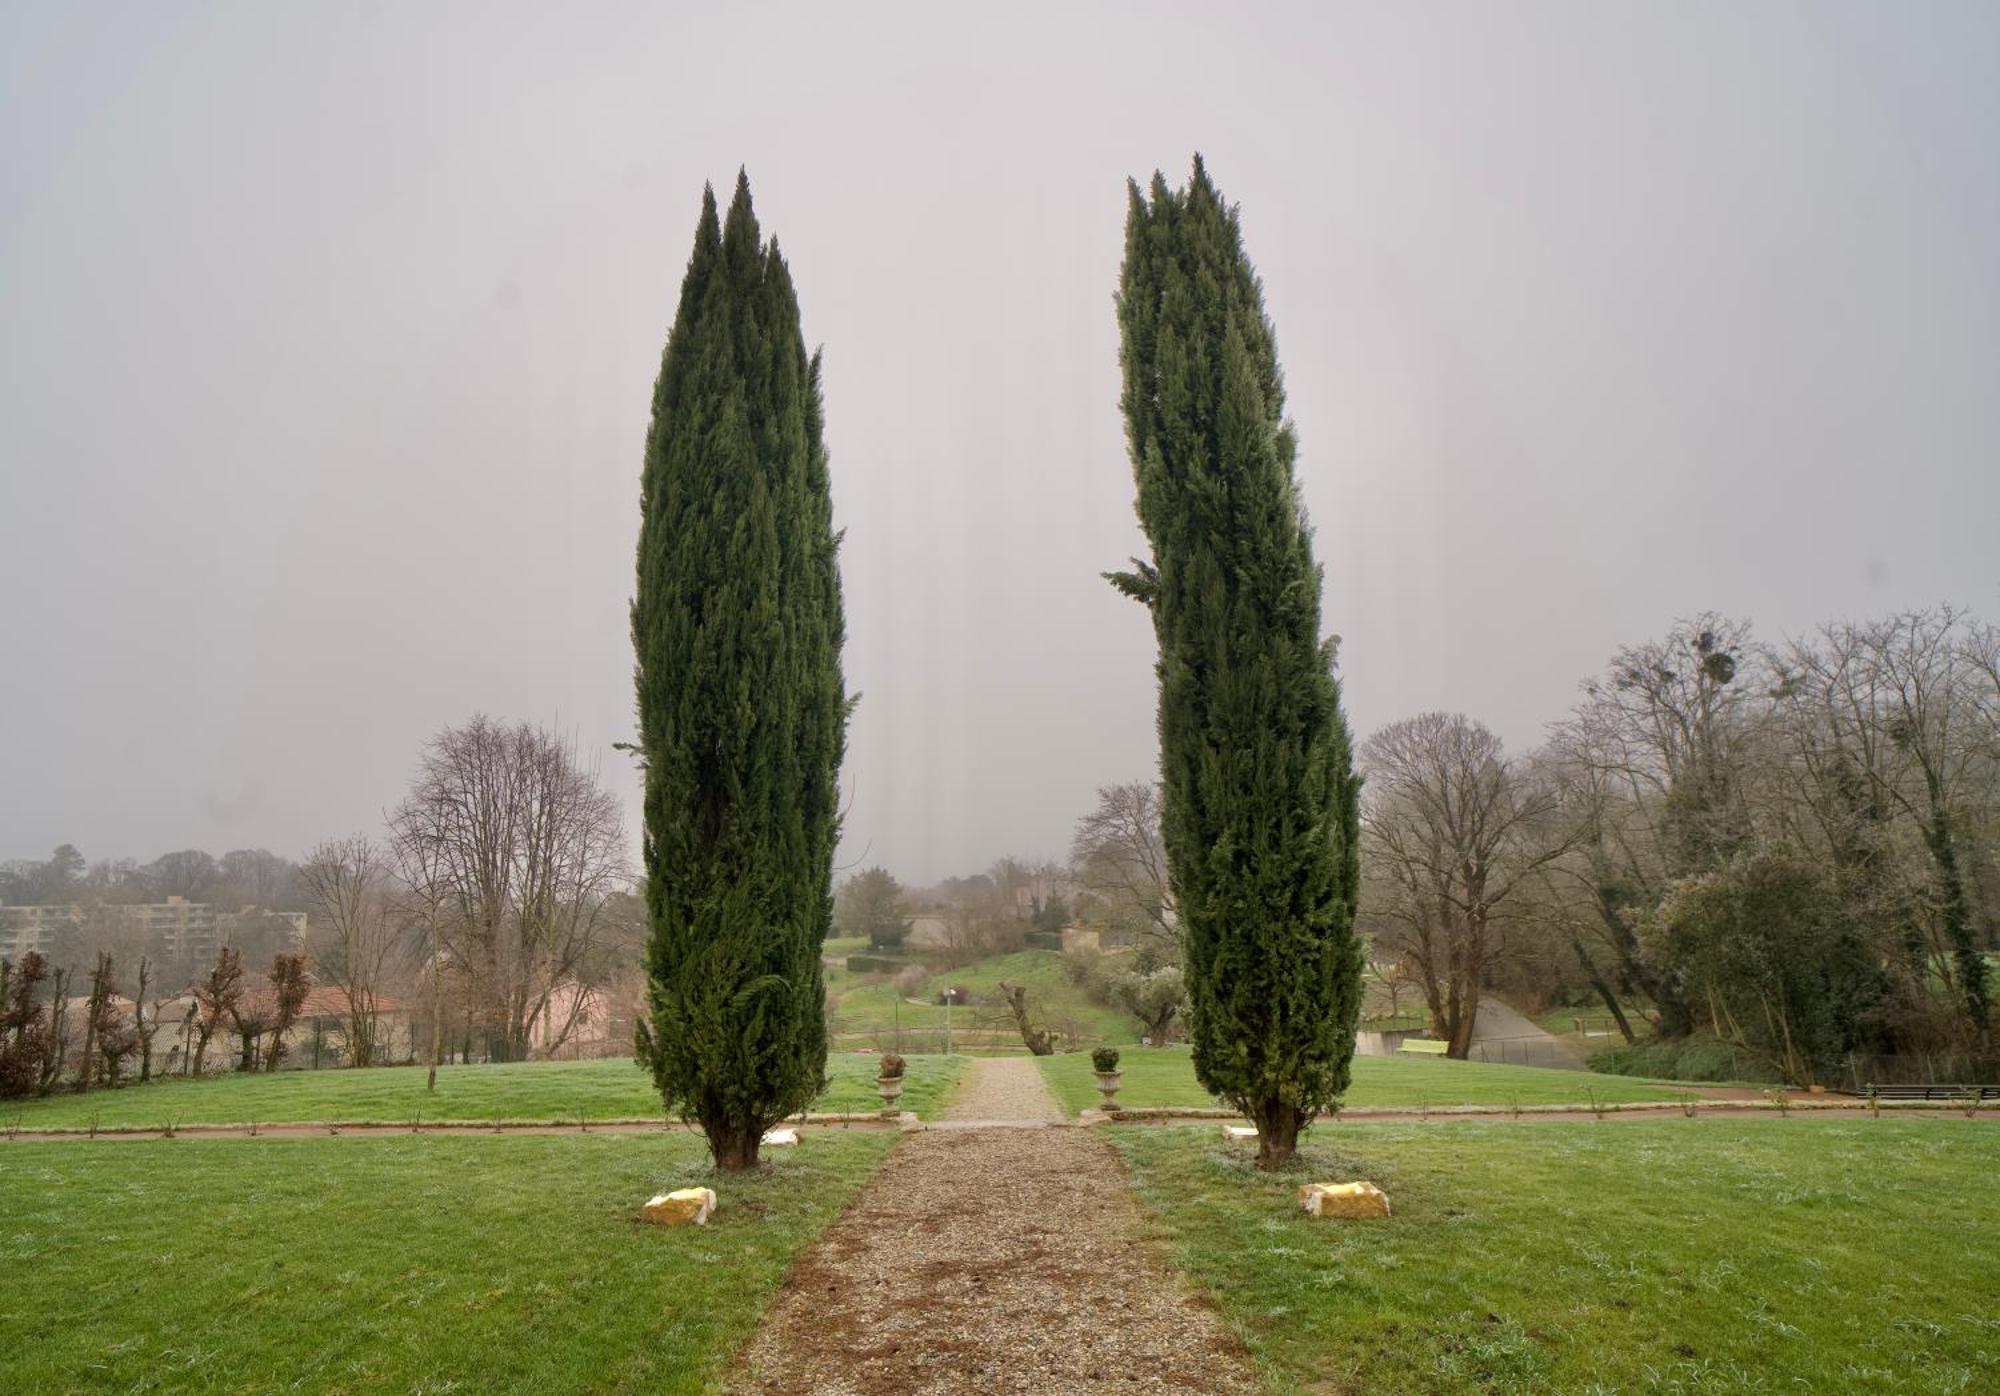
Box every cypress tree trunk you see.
[1111,157,1363,1170]
[634,173,847,1172]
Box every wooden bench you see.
[1863,1083,1999,1102]
[1399,1038,1449,1056]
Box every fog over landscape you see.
[4,0,1996,881]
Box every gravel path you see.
[729,1125,1258,1395]
[941,1056,1066,1122]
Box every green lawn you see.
[1037,1046,1689,1117]
[828,948,1140,1047]
[0,1131,894,1394]
[1114,1119,2000,1394]
[0,1053,966,1130]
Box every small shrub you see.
[890,964,929,997]
[876,1052,906,1080]
[1091,1047,1121,1074]
[1061,948,1103,987]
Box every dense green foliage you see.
[0,1132,895,1393]
[0,1054,967,1129]
[837,866,912,949]
[1641,849,1888,1084]
[633,175,847,1169]
[1110,157,1363,1164]
[1589,1032,1783,1085]
[1543,607,1999,1078]
[1115,1120,2000,1394]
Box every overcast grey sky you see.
[3,1,1996,884]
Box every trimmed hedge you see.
[845,954,904,975]
[1023,931,1065,952]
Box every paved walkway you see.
[1468,997,1588,1069]
[729,1056,1257,1395]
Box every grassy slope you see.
[924,951,1134,1042]
[1037,1045,1689,1117]
[0,1053,965,1130]
[827,948,1138,1046]
[0,1132,895,1394]
[1114,1119,2000,1395]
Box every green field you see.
[827,948,1139,1047]
[0,1053,965,1130]
[0,1131,894,1394]
[1114,1119,2000,1394]
[1037,1045,1690,1117]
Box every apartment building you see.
[0,903,80,960]
[1,899,305,965]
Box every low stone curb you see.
[11,1097,1982,1143]
[1095,1097,1988,1124]
[0,1111,906,1142]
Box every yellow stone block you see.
[1298,1180,1391,1219]
[641,1187,716,1227]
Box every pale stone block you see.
[762,1127,799,1147]
[641,1187,717,1227]
[1223,1124,1259,1141]
[1298,1180,1390,1219]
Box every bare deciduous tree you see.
[394,717,631,1063]
[1773,606,1995,1036]
[1545,615,1764,1036]
[301,835,401,1068]
[1070,782,1177,961]
[1361,714,1571,1058]
[387,791,455,1090]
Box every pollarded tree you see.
[634,173,848,1172]
[1110,157,1363,1169]
[191,946,243,1076]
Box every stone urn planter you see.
[1091,1047,1122,1112]
[876,1052,907,1116]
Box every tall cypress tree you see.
[634,173,847,1171]
[1110,157,1363,1169]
